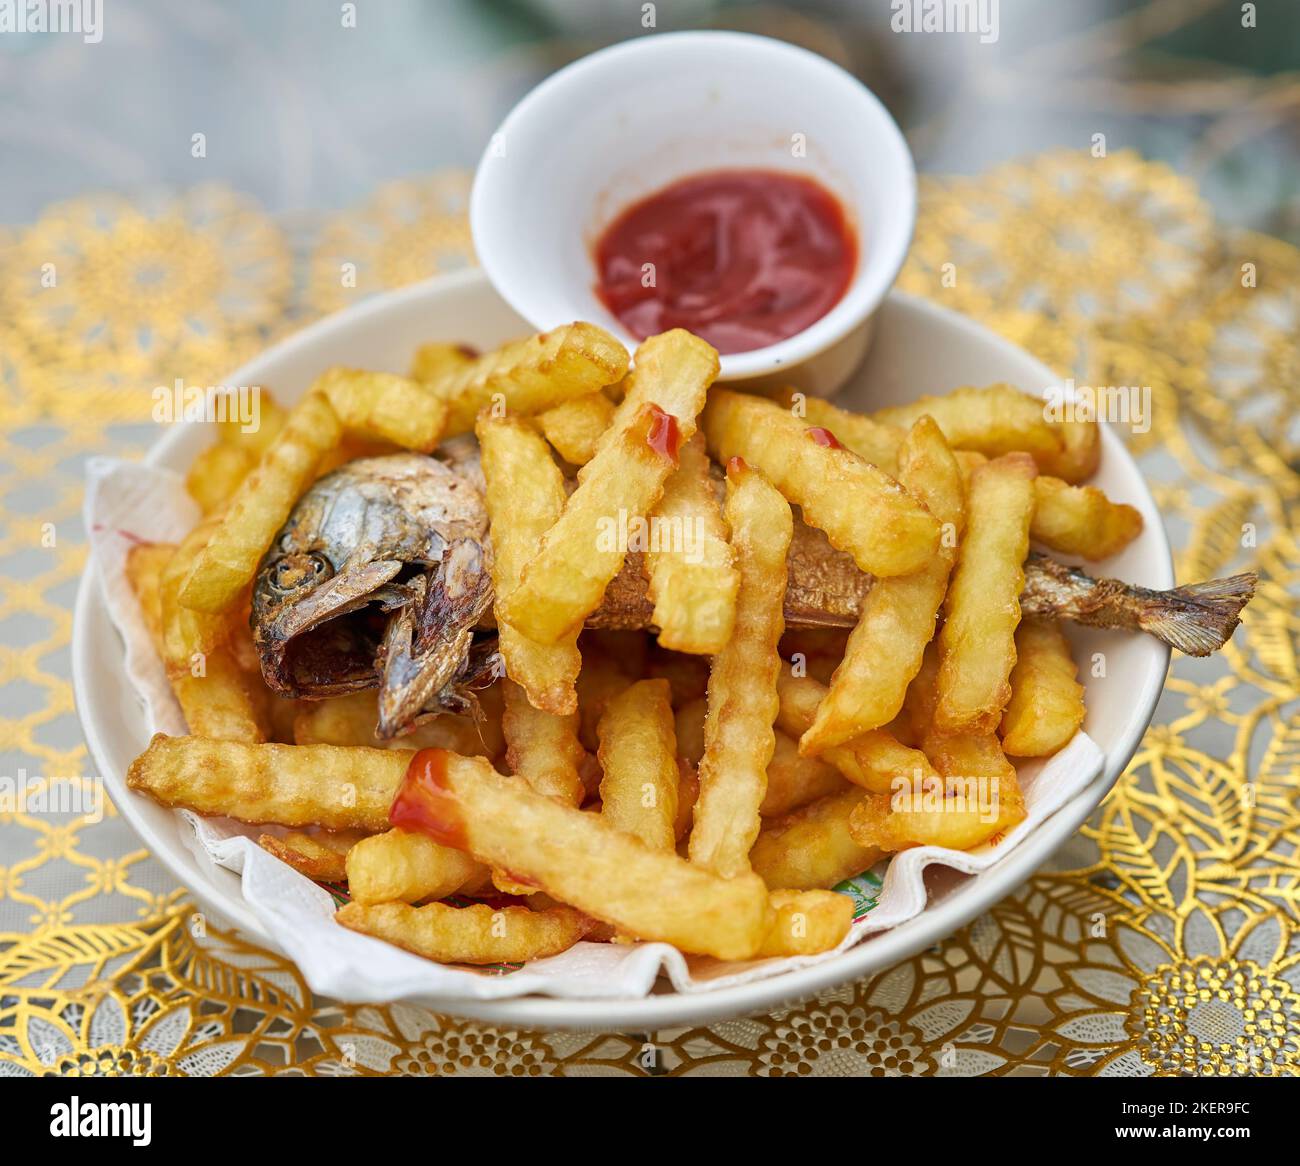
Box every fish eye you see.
[268,553,332,593]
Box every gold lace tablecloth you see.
[1,152,1297,1077]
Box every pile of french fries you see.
[125,319,1140,970]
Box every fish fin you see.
[1138,572,1257,656]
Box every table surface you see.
[1,1,1298,1076]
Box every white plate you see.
[73,268,1172,1030]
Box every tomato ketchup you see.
[594,169,856,355]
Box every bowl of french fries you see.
[76,265,1253,1028]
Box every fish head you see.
[252,453,487,698]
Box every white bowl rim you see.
[73,268,1172,1031]
[469,29,918,382]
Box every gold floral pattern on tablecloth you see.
[1,154,1298,1076]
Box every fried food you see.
[688,460,790,877]
[597,678,678,851]
[407,341,474,384]
[761,732,847,816]
[430,323,629,437]
[126,541,176,647]
[749,788,879,892]
[537,390,616,465]
[345,827,485,904]
[870,384,1062,463]
[756,889,855,957]
[391,749,772,960]
[500,331,717,643]
[477,413,581,713]
[291,690,490,756]
[257,829,365,883]
[502,679,586,806]
[336,900,592,965]
[701,388,939,577]
[645,434,739,654]
[185,443,256,514]
[127,735,407,831]
[999,617,1086,756]
[317,367,447,451]
[800,416,964,754]
[178,391,344,613]
[934,452,1037,735]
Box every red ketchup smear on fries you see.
[645,405,682,464]
[390,749,469,850]
[595,169,856,355]
[806,426,844,450]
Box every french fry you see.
[346,827,485,904]
[1039,403,1101,483]
[688,460,790,877]
[317,367,447,452]
[185,443,256,514]
[597,679,678,851]
[336,900,592,965]
[219,388,287,455]
[431,323,629,437]
[756,889,855,957]
[291,690,490,756]
[673,761,700,843]
[499,332,718,644]
[127,735,408,831]
[1000,617,1085,756]
[391,750,772,960]
[537,391,616,465]
[498,405,691,644]
[870,384,1064,463]
[161,518,267,742]
[576,650,632,752]
[773,388,904,474]
[645,645,710,707]
[934,452,1037,735]
[701,388,940,577]
[800,417,965,754]
[674,695,706,766]
[258,829,366,883]
[407,341,474,384]
[749,788,879,892]
[178,391,343,613]
[645,434,739,654]
[126,542,177,647]
[477,414,581,714]
[502,679,586,805]
[762,733,847,816]
[1029,475,1142,559]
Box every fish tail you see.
[1136,572,1257,656]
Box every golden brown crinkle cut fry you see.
[178,391,344,613]
[126,735,409,831]
[762,732,847,816]
[701,388,939,577]
[160,518,267,742]
[688,460,790,877]
[407,341,475,384]
[336,900,592,965]
[597,679,678,852]
[126,542,177,648]
[537,390,616,465]
[316,367,447,452]
[433,323,629,437]
[502,678,586,805]
[477,413,581,714]
[756,889,855,957]
[870,384,1064,463]
[934,451,1037,735]
[258,829,366,883]
[673,695,706,766]
[645,434,739,655]
[999,617,1085,756]
[185,443,256,514]
[1029,476,1143,559]
[801,416,965,755]
[499,331,718,644]
[392,750,772,960]
[773,387,904,475]
[346,827,485,904]
[1039,396,1101,483]
[498,404,687,645]
[219,388,287,455]
[749,788,879,892]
